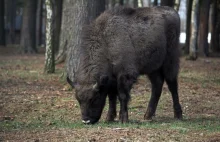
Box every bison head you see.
[70,76,110,124]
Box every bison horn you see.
[92,82,98,90]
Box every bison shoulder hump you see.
[107,7,136,16]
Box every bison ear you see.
[99,75,109,86]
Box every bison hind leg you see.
[144,70,164,120]
[165,77,183,119]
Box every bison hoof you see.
[119,117,128,123]
[105,116,116,122]
[119,112,128,123]
[174,107,183,120]
[106,111,116,122]
[144,115,153,120]
[144,112,155,120]
[174,112,183,120]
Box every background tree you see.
[198,0,211,56]
[56,0,105,65]
[5,0,16,44]
[133,0,138,8]
[189,0,199,60]
[53,0,63,53]
[0,0,6,46]
[119,0,124,5]
[153,0,158,6]
[63,0,105,83]
[142,0,151,7]
[20,1,38,53]
[174,0,181,11]
[110,0,116,7]
[161,0,175,7]
[210,0,220,52]
[36,0,43,48]
[184,0,193,54]
[44,0,55,73]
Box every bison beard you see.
[68,6,183,124]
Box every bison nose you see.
[82,119,91,124]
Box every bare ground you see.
[0,49,220,141]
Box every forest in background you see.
[0,0,220,80]
[1,1,220,141]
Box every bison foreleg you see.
[106,93,117,122]
[117,73,136,123]
[165,78,183,119]
[144,71,164,120]
[118,93,129,123]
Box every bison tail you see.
[162,25,180,81]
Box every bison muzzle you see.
[67,6,183,124]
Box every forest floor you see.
[0,47,220,142]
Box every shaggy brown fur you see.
[68,6,182,124]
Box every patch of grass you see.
[1,55,220,141]
[180,69,220,86]
[1,117,220,133]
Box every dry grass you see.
[0,51,220,141]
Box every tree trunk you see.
[142,0,151,7]
[6,0,16,44]
[36,0,43,47]
[53,0,63,53]
[119,0,124,5]
[20,1,38,53]
[107,0,115,8]
[210,0,220,52]
[64,0,105,83]
[198,0,211,56]
[189,0,199,60]
[56,0,105,64]
[174,0,180,11]
[184,0,193,54]
[44,0,55,73]
[153,0,158,6]
[133,0,138,8]
[161,0,175,7]
[112,0,116,7]
[0,0,5,46]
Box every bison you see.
[67,6,183,124]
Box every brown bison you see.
[67,6,183,124]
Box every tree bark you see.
[0,0,5,46]
[5,0,16,44]
[174,0,180,11]
[210,0,220,52]
[189,0,199,60]
[57,0,104,64]
[198,0,211,56]
[53,0,63,53]
[142,0,151,7]
[20,1,38,53]
[153,0,158,6]
[184,0,193,54]
[119,0,124,5]
[36,0,43,47]
[64,0,105,83]
[161,0,175,7]
[112,0,116,7]
[133,0,138,8]
[44,0,55,73]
